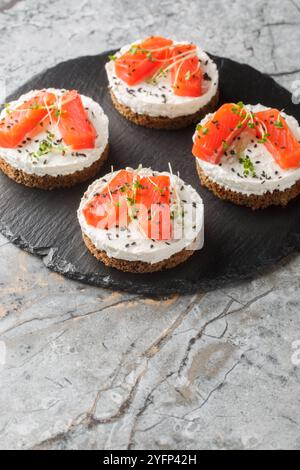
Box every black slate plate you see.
[1,51,300,295]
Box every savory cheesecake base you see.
[83,232,194,273]
[110,89,219,130]
[197,163,300,210]
[0,144,109,190]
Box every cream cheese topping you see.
[0,88,109,177]
[195,104,300,196]
[78,167,204,264]
[105,40,219,118]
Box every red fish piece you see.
[58,90,97,150]
[135,175,172,240]
[83,170,134,230]
[115,36,173,86]
[0,90,56,148]
[170,44,203,97]
[192,103,250,164]
[255,109,300,169]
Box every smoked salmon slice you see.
[83,170,134,230]
[192,103,250,164]
[170,44,203,97]
[135,175,172,240]
[0,90,56,148]
[255,109,300,169]
[84,171,173,240]
[58,90,96,150]
[115,36,173,86]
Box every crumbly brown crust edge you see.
[0,143,109,190]
[82,232,194,273]
[109,88,220,130]
[196,160,300,210]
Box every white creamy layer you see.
[0,88,109,177]
[78,167,204,264]
[195,104,300,196]
[106,40,219,118]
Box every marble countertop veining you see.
[1,0,300,451]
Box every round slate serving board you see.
[1,51,300,295]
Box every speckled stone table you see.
[1,0,300,451]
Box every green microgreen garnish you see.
[257,132,270,144]
[232,101,245,115]
[53,107,66,118]
[46,131,55,140]
[239,155,256,178]
[129,45,138,55]
[30,139,53,159]
[146,67,167,85]
[4,102,11,115]
[126,196,135,206]
[274,117,284,129]
[274,121,284,129]
[185,70,191,81]
[132,180,143,190]
[30,132,68,159]
[29,102,41,110]
[146,52,155,61]
[108,54,117,61]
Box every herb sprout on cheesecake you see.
[192,102,300,209]
[105,36,219,129]
[78,166,204,273]
[0,88,109,189]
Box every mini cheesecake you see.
[78,166,204,273]
[0,88,109,189]
[192,102,300,209]
[106,36,219,130]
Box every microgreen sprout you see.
[239,155,256,178]
[4,102,11,115]
[30,131,69,159]
[222,140,229,151]
[145,48,199,86]
[257,132,270,144]
[129,45,138,55]
[274,114,284,129]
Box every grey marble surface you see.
[1,0,300,450]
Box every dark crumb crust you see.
[196,161,300,210]
[0,143,109,190]
[82,233,194,273]
[109,89,220,130]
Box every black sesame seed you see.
[203,73,212,81]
